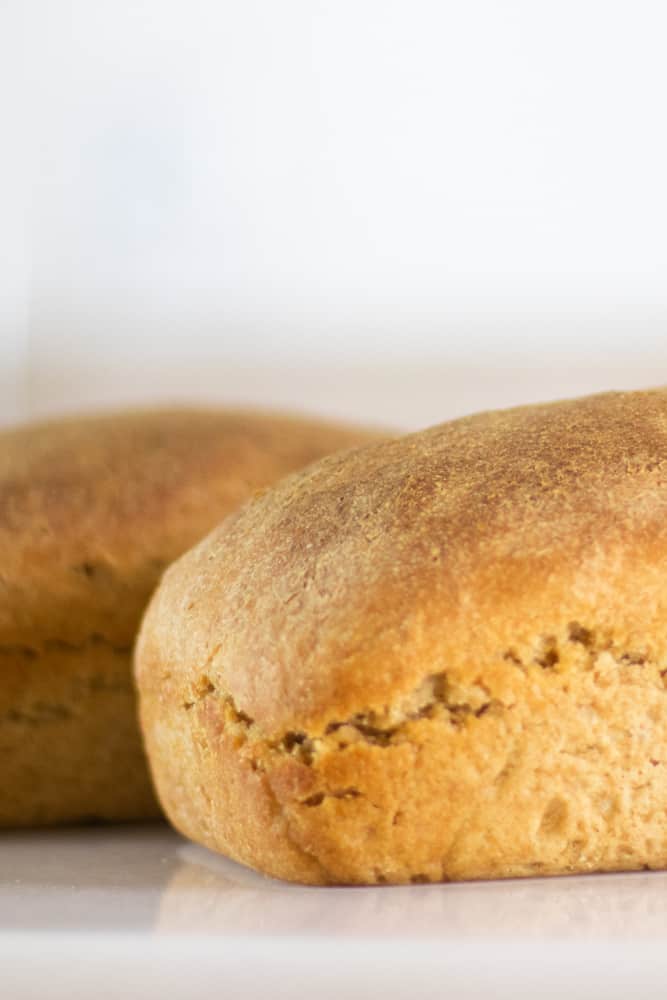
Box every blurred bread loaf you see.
[0,408,380,826]
[138,389,667,884]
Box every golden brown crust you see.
[137,389,667,883]
[0,638,160,825]
[1,407,381,826]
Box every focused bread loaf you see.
[0,408,380,826]
[136,389,667,884]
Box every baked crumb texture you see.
[136,389,667,883]
[0,408,379,826]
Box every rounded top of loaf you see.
[136,389,667,735]
[0,408,380,645]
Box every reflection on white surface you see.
[3,826,667,998]
[3,823,667,941]
[161,842,667,941]
[0,825,180,931]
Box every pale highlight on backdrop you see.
[3,1,667,425]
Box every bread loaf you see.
[137,390,667,884]
[1,408,379,826]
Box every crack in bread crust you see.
[183,620,667,765]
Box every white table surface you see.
[2,823,667,999]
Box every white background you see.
[3,0,667,426]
